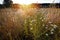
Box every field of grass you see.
[0,8,60,40]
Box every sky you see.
[0,0,60,4]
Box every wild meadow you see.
[0,7,60,40]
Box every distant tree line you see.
[0,0,13,8]
[0,0,60,8]
[31,3,60,8]
[3,0,13,7]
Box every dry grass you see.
[0,8,60,40]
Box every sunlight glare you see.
[12,0,37,5]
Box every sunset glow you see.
[12,0,37,5]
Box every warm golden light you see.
[20,1,32,5]
[12,0,37,5]
[18,0,33,5]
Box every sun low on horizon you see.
[12,0,37,5]
[0,0,60,4]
